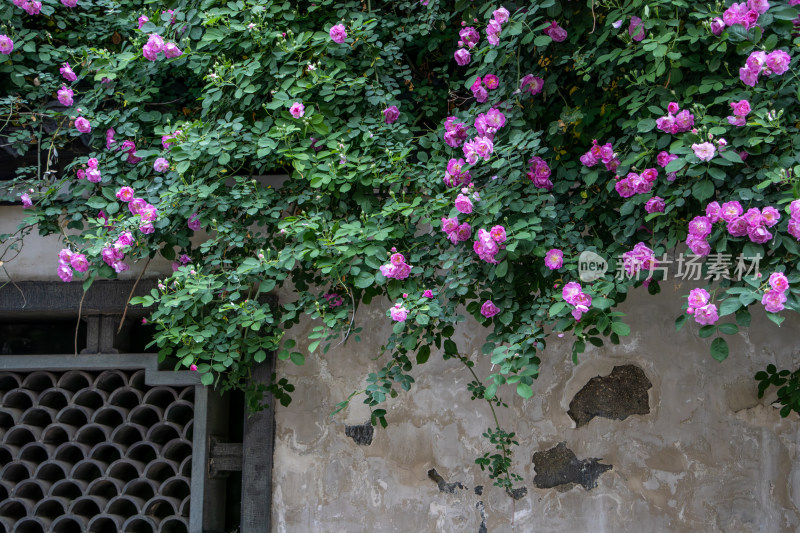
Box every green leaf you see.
[721,150,743,164]
[710,337,729,362]
[692,180,714,202]
[735,309,751,327]
[766,313,785,327]
[308,340,320,353]
[533,35,552,47]
[495,260,508,278]
[416,345,430,364]
[549,301,567,317]
[354,271,374,288]
[485,382,498,400]
[675,313,688,331]
[516,383,533,399]
[699,325,717,338]
[707,167,726,181]
[665,158,685,173]
[415,313,429,326]
[771,6,800,20]
[290,351,305,365]
[610,321,630,336]
[719,298,742,316]
[637,118,656,132]
[201,373,214,385]
[718,323,739,335]
[86,197,107,209]
[592,297,614,310]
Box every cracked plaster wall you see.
[271,278,800,533]
[3,208,800,532]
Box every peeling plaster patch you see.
[476,500,487,533]
[345,422,374,445]
[427,468,465,493]
[568,364,652,427]
[474,485,483,495]
[532,442,612,491]
[507,487,527,500]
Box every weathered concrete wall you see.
[272,282,800,533]
[3,207,799,532]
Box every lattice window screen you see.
[0,368,197,533]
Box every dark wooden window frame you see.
[0,280,276,532]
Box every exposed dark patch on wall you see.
[476,500,487,533]
[507,486,527,500]
[344,422,374,446]
[427,468,465,493]
[568,364,652,427]
[474,485,483,495]
[532,442,612,491]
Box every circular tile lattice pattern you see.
[0,370,193,533]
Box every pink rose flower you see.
[329,23,347,44]
[480,300,500,318]
[70,253,89,273]
[730,99,751,117]
[492,7,510,24]
[520,74,544,95]
[138,15,149,29]
[489,225,506,243]
[289,102,305,118]
[739,66,759,86]
[383,105,400,124]
[694,303,719,325]
[459,27,480,48]
[75,117,91,133]
[0,35,13,55]
[455,222,472,242]
[129,198,147,215]
[562,282,583,305]
[21,193,32,208]
[705,201,722,223]
[483,74,499,89]
[688,216,713,238]
[57,265,73,283]
[544,21,567,42]
[423,290,433,298]
[686,235,711,256]
[710,17,725,35]
[454,48,471,66]
[544,249,563,270]
[117,231,134,247]
[389,304,408,322]
[726,217,749,237]
[762,289,787,313]
[455,194,473,214]
[188,213,201,231]
[768,272,789,293]
[629,16,645,41]
[688,288,710,308]
[721,201,743,222]
[645,196,665,214]
[761,206,780,227]
[691,142,715,162]
[163,42,183,59]
[765,50,791,75]
[85,168,102,183]
[153,157,169,172]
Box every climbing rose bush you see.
[2,0,800,492]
